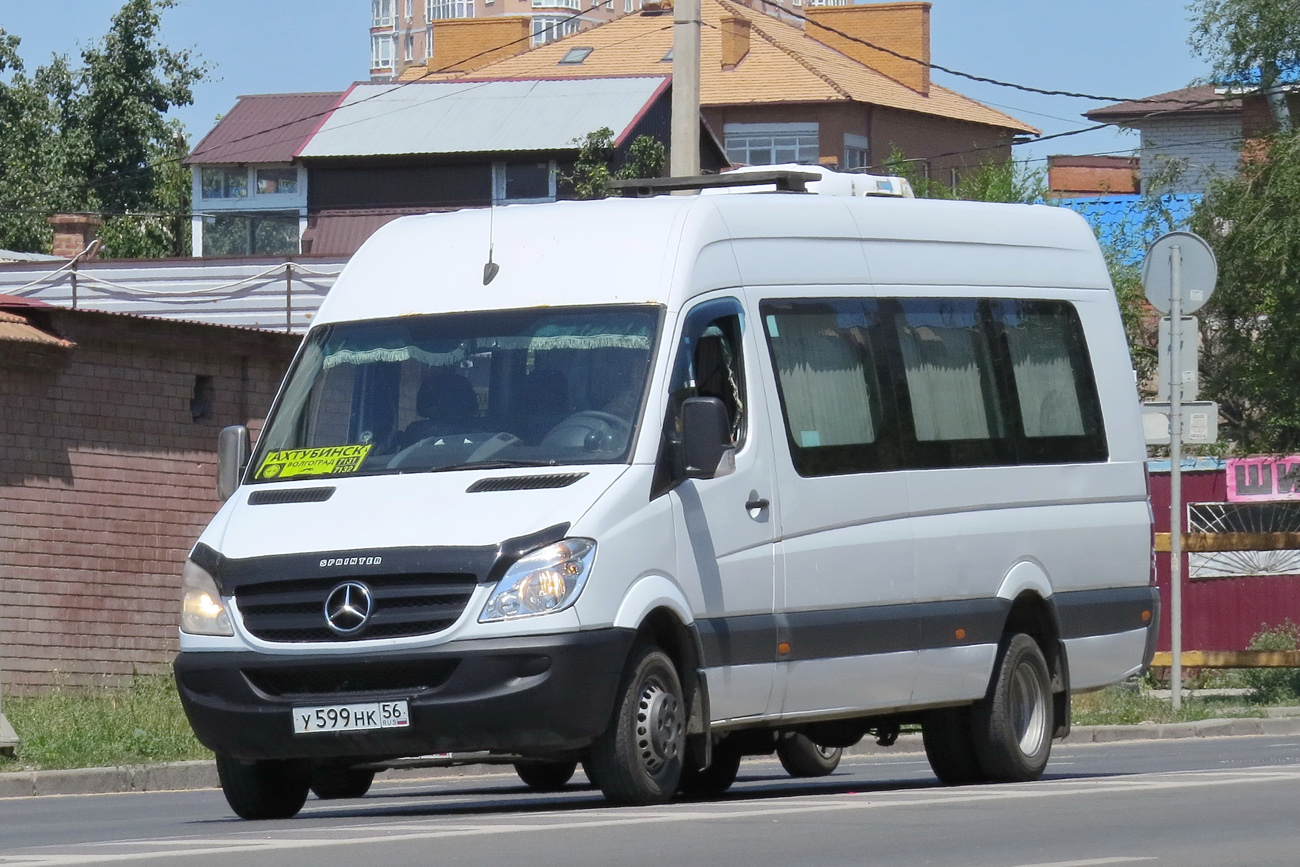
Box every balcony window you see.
[428,0,474,18]
[373,0,394,26]
[202,212,300,257]
[201,167,247,199]
[256,168,298,195]
[372,33,394,68]
[532,15,580,45]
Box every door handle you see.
[745,497,770,511]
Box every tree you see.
[882,147,1046,204]
[1189,0,1300,131]
[0,0,205,257]
[1190,131,1300,451]
[566,127,667,199]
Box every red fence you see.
[1149,465,1300,652]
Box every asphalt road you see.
[3,736,1299,867]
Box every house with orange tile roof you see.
[405,0,1037,182]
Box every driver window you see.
[666,304,747,448]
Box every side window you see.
[990,299,1107,463]
[665,301,747,446]
[760,298,902,477]
[653,299,746,495]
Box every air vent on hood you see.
[466,473,588,493]
[248,487,336,505]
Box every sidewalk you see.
[4,714,1300,799]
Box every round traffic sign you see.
[1142,231,1217,314]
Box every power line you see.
[746,0,1223,108]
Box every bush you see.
[1244,621,1300,704]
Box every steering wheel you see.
[541,411,634,452]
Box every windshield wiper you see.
[423,459,561,473]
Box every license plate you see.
[293,700,410,734]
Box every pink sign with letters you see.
[1226,455,1300,501]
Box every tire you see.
[514,760,578,791]
[309,767,375,800]
[587,643,686,805]
[776,734,842,778]
[971,633,1054,783]
[921,706,984,786]
[678,743,742,797]
[215,754,310,820]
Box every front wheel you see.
[678,742,742,797]
[971,633,1054,782]
[587,644,686,805]
[514,760,578,791]
[216,755,310,820]
[776,734,842,778]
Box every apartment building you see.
[370,0,616,79]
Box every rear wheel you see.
[972,633,1054,782]
[216,755,310,820]
[921,706,984,786]
[309,767,375,800]
[588,644,685,805]
[678,743,742,797]
[514,760,578,791]
[776,734,842,778]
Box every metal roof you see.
[0,248,62,263]
[187,92,344,165]
[1085,86,1240,123]
[296,77,670,159]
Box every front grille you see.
[242,659,458,698]
[236,573,478,642]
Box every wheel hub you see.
[635,681,682,773]
[1011,661,1047,757]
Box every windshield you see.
[249,306,662,482]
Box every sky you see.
[0,0,1212,168]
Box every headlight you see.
[480,538,595,622]
[180,559,233,636]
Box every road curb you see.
[5,716,1300,798]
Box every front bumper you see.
[174,628,637,762]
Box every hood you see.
[203,465,628,561]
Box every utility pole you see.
[670,0,701,178]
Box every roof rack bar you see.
[608,170,822,197]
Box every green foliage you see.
[0,673,209,771]
[1189,0,1300,128]
[566,127,667,200]
[881,145,1046,204]
[1243,620,1300,703]
[1190,132,1300,450]
[0,0,205,258]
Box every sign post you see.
[0,599,16,755]
[1143,231,1217,712]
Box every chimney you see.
[428,17,532,74]
[804,1,930,95]
[721,17,751,70]
[48,214,102,260]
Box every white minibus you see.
[174,170,1157,818]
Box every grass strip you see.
[0,674,210,772]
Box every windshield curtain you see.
[249,306,662,482]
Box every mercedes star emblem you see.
[324,582,374,635]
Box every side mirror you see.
[681,397,736,480]
[217,425,250,501]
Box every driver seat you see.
[399,369,478,448]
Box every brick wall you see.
[804,2,930,95]
[1137,114,1242,194]
[428,17,531,73]
[0,309,298,693]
